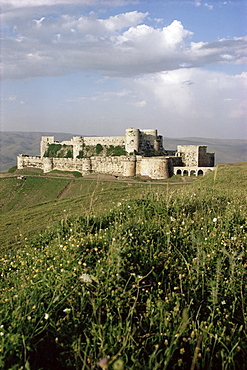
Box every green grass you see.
[1,175,180,249]
[0,164,246,369]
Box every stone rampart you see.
[83,136,125,147]
[140,157,171,179]
[90,156,124,176]
[17,128,214,179]
[17,155,43,170]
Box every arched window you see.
[198,169,204,176]
[176,169,182,175]
[183,170,188,176]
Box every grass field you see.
[0,170,193,250]
[0,164,246,369]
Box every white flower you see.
[44,313,49,320]
[213,217,217,222]
[170,216,176,222]
[79,273,92,283]
[63,308,71,314]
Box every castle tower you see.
[17,155,24,169]
[72,136,84,159]
[40,136,54,158]
[43,157,53,173]
[125,128,140,154]
[122,156,137,177]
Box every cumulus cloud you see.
[1,7,246,80]
[128,69,247,137]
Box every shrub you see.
[76,151,84,159]
[106,145,126,156]
[65,149,73,158]
[96,143,103,155]
[44,144,62,157]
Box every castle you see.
[17,128,215,179]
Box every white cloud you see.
[133,100,147,107]
[128,69,247,138]
[205,3,213,10]
[2,9,246,80]
[1,96,17,102]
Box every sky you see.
[1,0,246,139]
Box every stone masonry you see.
[17,128,215,179]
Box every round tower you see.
[43,157,53,173]
[82,158,91,174]
[125,128,140,154]
[122,156,136,177]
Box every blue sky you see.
[1,0,246,139]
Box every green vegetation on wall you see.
[96,143,103,154]
[44,144,73,158]
[76,144,126,158]
[76,150,84,159]
[106,144,126,156]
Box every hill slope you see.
[0,163,246,370]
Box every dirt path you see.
[56,180,75,199]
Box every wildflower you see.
[79,273,92,283]
[97,356,110,369]
[180,348,185,355]
[44,313,49,320]
[213,217,217,223]
[63,308,71,314]
[170,216,176,222]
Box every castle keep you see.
[17,128,215,179]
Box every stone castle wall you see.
[18,128,215,179]
[177,145,215,167]
[16,154,173,179]
[40,128,163,158]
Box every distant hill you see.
[0,131,246,172]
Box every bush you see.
[96,143,103,155]
[65,150,73,158]
[106,145,126,156]
[44,144,62,157]
[76,151,84,159]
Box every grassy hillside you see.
[0,164,246,369]
[1,172,191,249]
[1,131,246,171]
